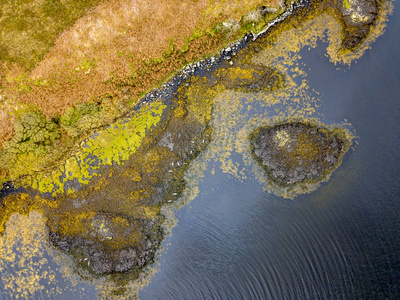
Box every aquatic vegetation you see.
[0,212,56,299]
[216,63,285,92]
[0,0,395,298]
[337,0,381,50]
[250,0,392,65]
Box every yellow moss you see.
[295,133,320,163]
[131,171,142,182]
[24,100,166,196]
[178,76,221,125]
[217,66,256,83]
[142,206,161,219]
[130,190,145,202]
[173,106,188,119]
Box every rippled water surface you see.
[1,3,400,300]
[139,5,400,300]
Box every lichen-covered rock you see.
[48,212,161,274]
[340,0,378,25]
[337,0,379,49]
[250,121,350,186]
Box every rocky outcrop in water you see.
[337,0,379,49]
[45,88,212,275]
[250,121,350,186]
[48,212,162,274]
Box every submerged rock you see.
[250,121,350,186]
[0,181,15,199]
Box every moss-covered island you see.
[249,121,352,196]
[0,0,394,298]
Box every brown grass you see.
[0,0,280,148]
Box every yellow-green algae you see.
[0,0,394,298]
[24,100,165,196]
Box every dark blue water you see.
[1,4,399,300]
[139,5,400,300]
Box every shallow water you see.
[138,4,400,300]
[1,2,400,300]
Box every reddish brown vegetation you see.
[0,0,280,148]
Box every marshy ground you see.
[0,0,393,298]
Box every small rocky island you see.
[250,121,351,189]
[48,212,162,274]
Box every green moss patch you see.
[3,111,60,155]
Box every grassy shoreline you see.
[0,0,392,189]
[0,0,283,186]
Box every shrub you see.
[4,111,61,155]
